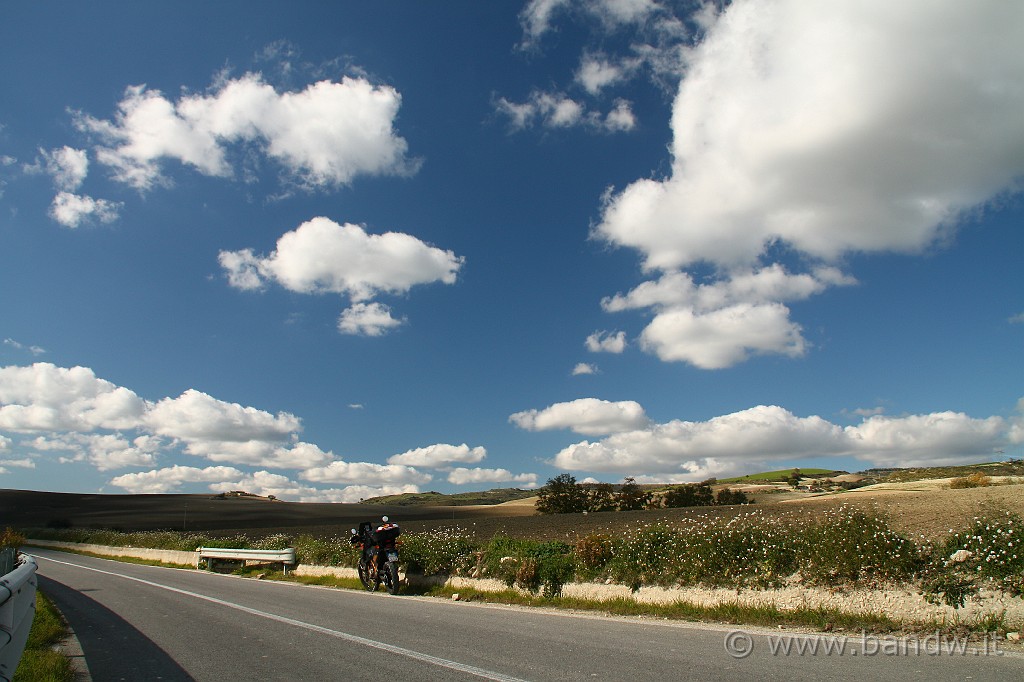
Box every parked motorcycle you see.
[351,516,401,595]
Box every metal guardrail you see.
[197,547,296,574]
[0,554,38,682]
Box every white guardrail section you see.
[0,554,38,682]
[197,547,296,574]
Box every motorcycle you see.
[351,516,401,595]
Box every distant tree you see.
[615,477,652,511]
[536,473,589,514]
[663,482,715,508]
[715,488,749,505]
[585,482,617,512]
[787,469,802,488]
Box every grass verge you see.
[13,591,74,682]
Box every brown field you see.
[4,481,1023,542]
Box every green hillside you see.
[718,468,839,484]
[361,488,537,506]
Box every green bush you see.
[921,510,1024,606]
[797,507,921,586]
[482,535,575,597]
[399,528,477,575]
[1,527,25,550]
[293,535,358,567]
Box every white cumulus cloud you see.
[0,363,148,433]
[549,402,1020,476]
[510,398,650,436]
[585,330,627,353]
[593,0,1024,369]
[0,363,338,473]
[49,191,122,228]
[337,303,405,337]
[220,217,462,336]
[75,73,417,191]
[301,460,431,486]
[446,467,538,487]
[109,464,244,494]
[387,443,487,467]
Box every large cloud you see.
[510,398,650,436]
[75,73,417,191]
[0,363,455,500]
[214,470,421,504]
[220,217,463,336]
[31,433,159,471]
[108,465,244,494]
[300,461,431,486]
[144,389,300,443]
[0,363,332,473]
[549,402,1020,476]
[0,364,148,432]
[446,467,538,487]
[593,0,1024,368]
[387,443,487,467]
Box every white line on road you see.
[34,554,527,682]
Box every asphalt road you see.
[31,548,1024,681]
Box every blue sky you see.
[1,1,1022,501]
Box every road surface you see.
[31,548,1023,681]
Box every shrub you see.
[923,510,1024,604]
[483,535,575,597]
[1,527,25,550]
[293,535,358,567]
[615,477,652,511]
[949,473,992,489]
[798,507,921,586]
[573,533,614,574]
[399,528,478,575]
[663,483,714,508]
[585,483,616,512]
[715,488,749,505]
[536,473,588,514]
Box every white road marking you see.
[35,553,527,682]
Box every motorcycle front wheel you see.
[358,560,377,592]
[384,562,400,595]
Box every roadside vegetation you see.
[24,506,1023,614]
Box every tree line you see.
[535,473,750,514]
